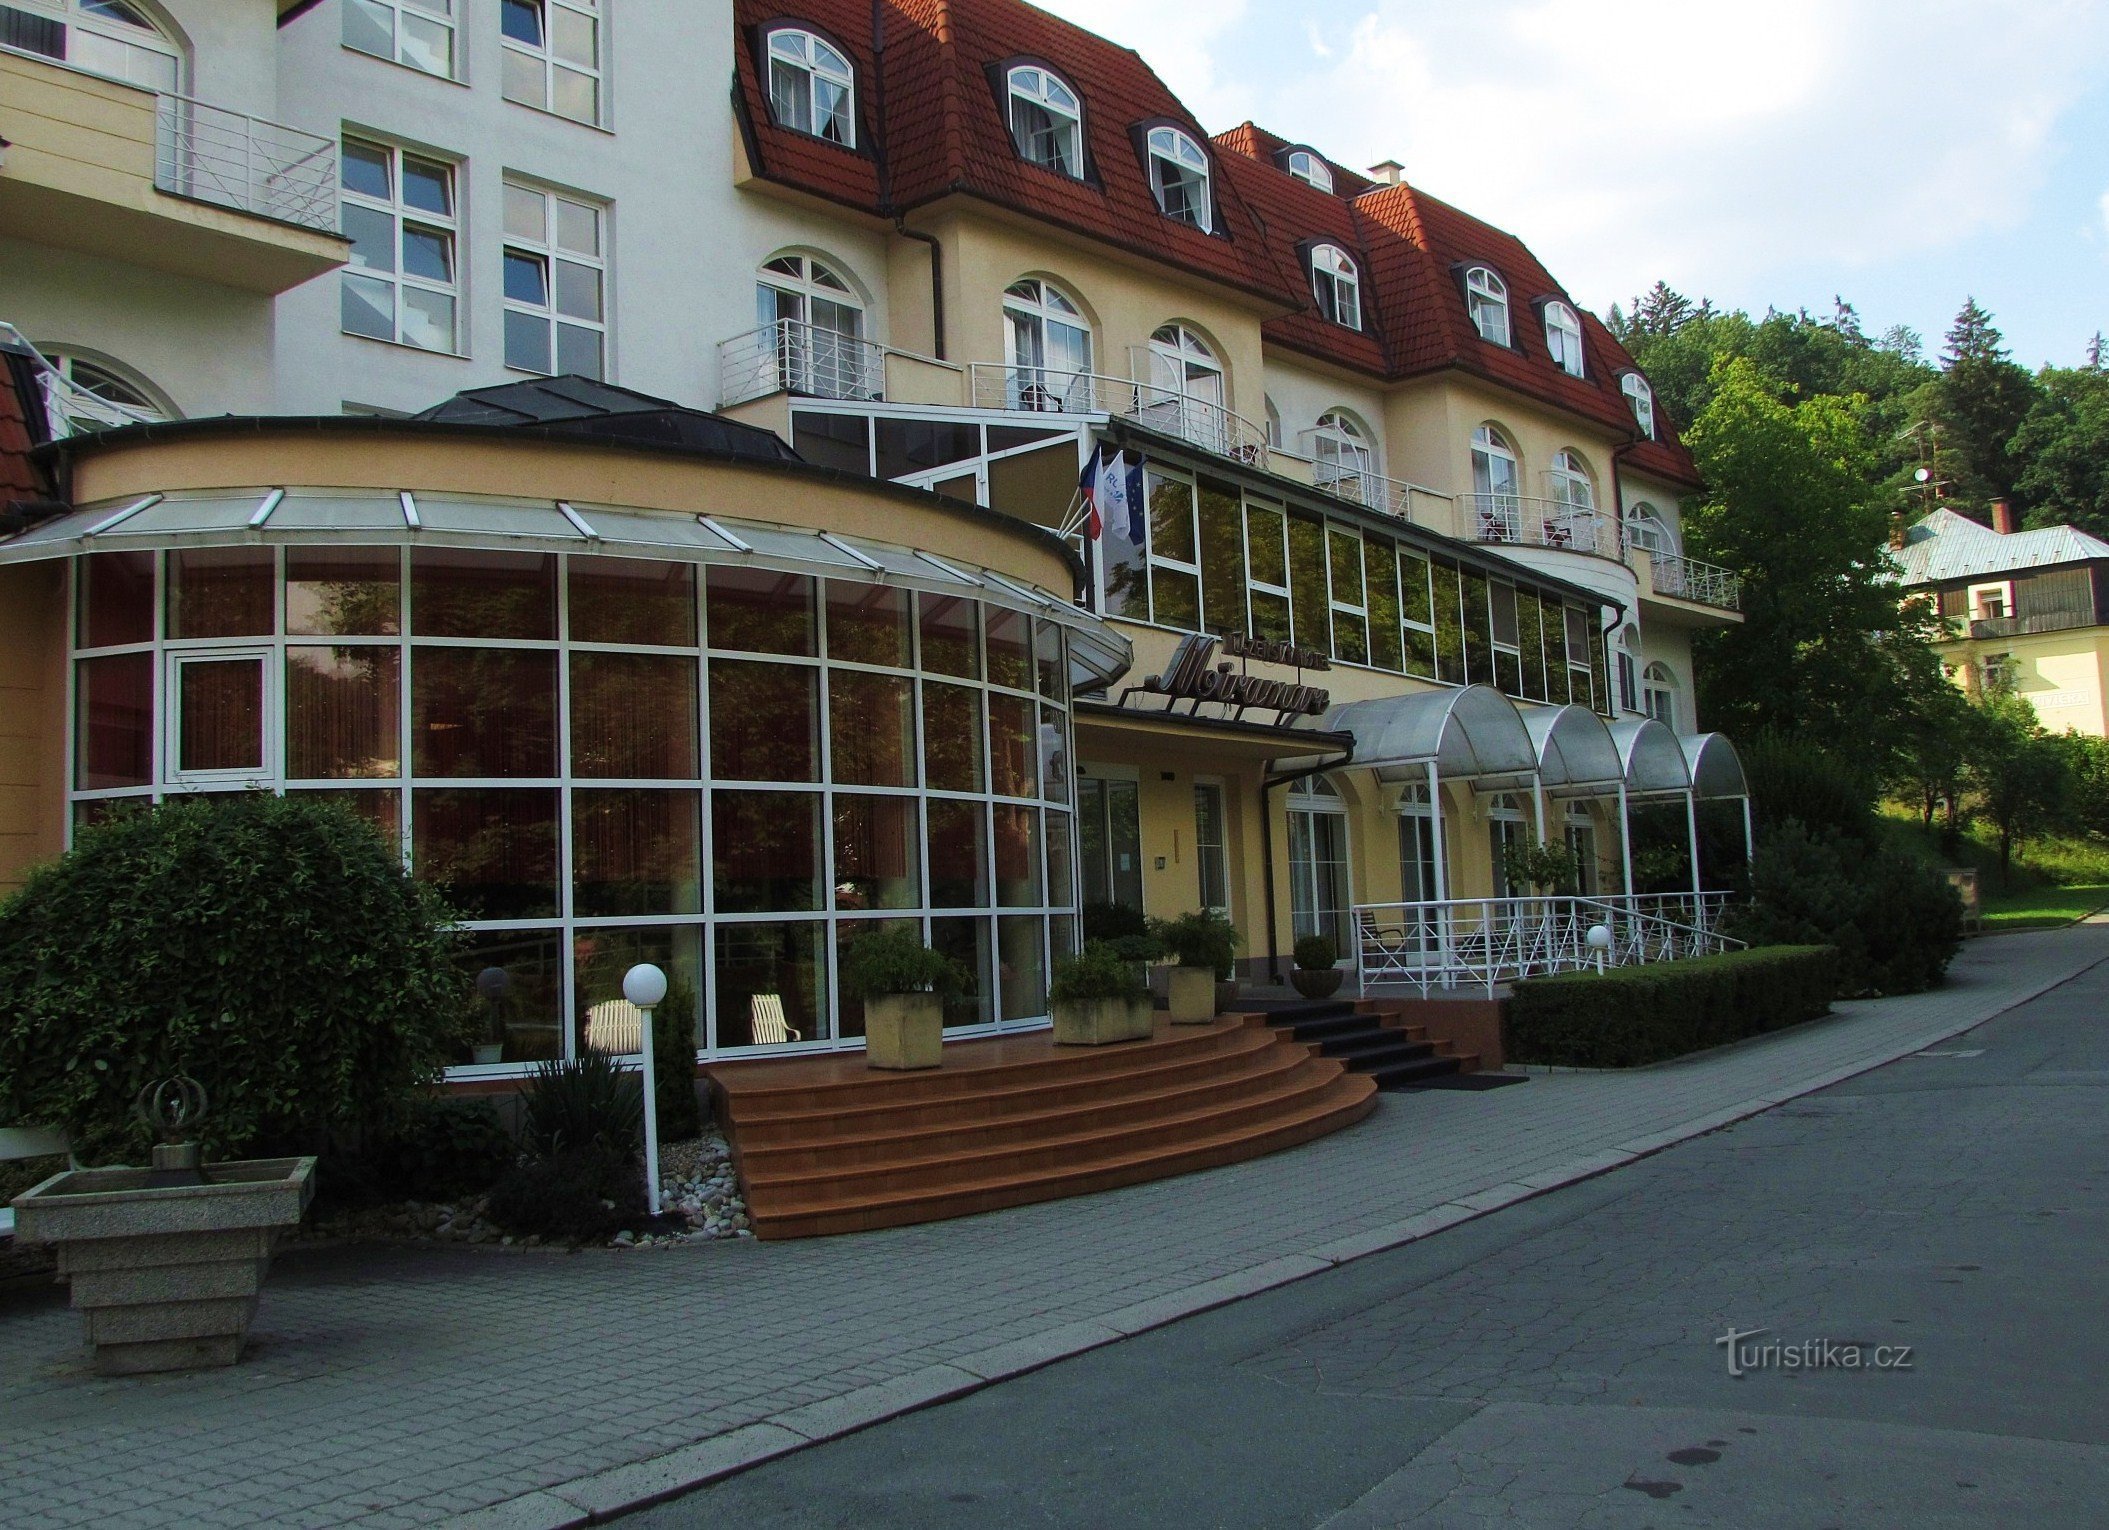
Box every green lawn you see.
[1978,883,2109,932]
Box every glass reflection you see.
[569,557,696,647]
[828,669,915,787]
[571,788,702,915]
[707,567,815,655]
[287,645,400,778]
[413,787,560,918]
[709,659,818,781]
[456,928,563,1065]
[413,647,557,777]
[412,548,556,640]
[571,652,699,778]
[713,789,822,911]
[825,582,911,667]
[168,548,274,640]
[287,547,401,636]
[833,793,920,909]
[714,920,825,1047]
[573,925,703,1057]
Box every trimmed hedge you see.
[1506,945,1840,1069]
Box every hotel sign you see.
[1135,632,1331,724]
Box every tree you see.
[2014,364,2109,536]
[1961,688,2070,885]
[1889,674,1974,845]
[1936,298,2041,509]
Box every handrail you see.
[1646,550,1743,611]
[1298,453,1452,528]
[719,318,887,407]
[153,93,337,232]
[1469,493,1620,559]
[966,360,1272,469]
[0,321,163,438]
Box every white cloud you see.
[1034,0,2109,315]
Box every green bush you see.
[1507,946,1840,1068]
[485,1144,644,1242]
[367,1096,516,1202]
[1293,934,1338,971]
[1151,909,1239,978]
[837,924,969,999]
[518,1050,642,1162]
[1743,728,1881,845]
[1080,901,1166,963]
[0,794,468,1162]
[1048,940,1149,1004]
[1730,822,1963,995]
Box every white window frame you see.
[39,347,175,421]
[339,135,461,354]
[5,0,181,91]
[1326,522,1369,663]
[1465,266,1511,347]
[1146,126,1212,231]
[1471,424,1522,539]
[1006,64,1082,177]
[1243,496,1293,640]
[1544,300,1585,377]
[502,179,607,379]
[756,252,869,398]
[1616,624,1641,714]
[500,0,601,125]
[343,0,457,80]
[1283,149,1333,192]
[1310,411,1376,501]
[1622,372,1656,438]
[1968,581,2014,621]
[1193,778,1230,917]
[1001,278,1093,410]
[165,648,273,788]
[766,25,855,147]
[1624,503,1677,556]
[1141,465,1202,630]
[1642,662,1678,730]
[1548,449,1596,512]
[1310,244,1362,330]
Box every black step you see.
[1366,1055,1466,1088]
[1253,999,1361,1025]
[1318,1033,1438,1065]
[1279,1011,1391,1044]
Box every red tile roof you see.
[733,0,1700,487]
[0,352,49,503]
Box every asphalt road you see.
[634,958,2109,1529]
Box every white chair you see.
[583,999,644,1056]
[750,993,802,1045]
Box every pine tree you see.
[2087,332,2104,370]
[1830,298,1865,342]
[1630,281,1696,338]
[1936,298,2040,507]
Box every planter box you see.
[11,1155,315,1376]
[1051,997,1154,1046]
[1291,967,1344,1000]
[1165,966,1218,1025]
[863,993,944,1070]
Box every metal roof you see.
[1893,509,2109,585]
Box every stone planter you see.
[1291,966,1344,1000]
[863,992,944,1070]
[12,1154,315,1376]
[1165,965,1219,1025]
[1051,997,1154,1046]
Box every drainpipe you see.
[1260,744,1354,982]
[871,0,945,359]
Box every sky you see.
[1031,0,2109,369]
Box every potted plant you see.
[839,926,969,1070]
[1082,900,1167,991]
[1501,838,1581,897]
[1291,933,1343,999]
[1151,910,1240,1024]
[1049,941,1153,1045]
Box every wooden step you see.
[746,1073,1378,1240]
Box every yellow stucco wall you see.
[1942,629,2109,737]
[0,562,70,893]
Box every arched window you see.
[1543,300,1585,377]
[1311,411,1375,501]
[1471,423,1522,539]
[1146,324,1223,409]
[1548,449,1596,512]
[1283,149,1333,192]
[754,253,870,398]
[1145,126,1212,231]
[766,26,855,146]
[1642,662,1679,730]
[20,0,182,90]
[1464,266,1510,346]
[1001,278,1093,410]
[1264,396,1283,449]
[1310,244,1362,330]
[1616,623,1641,714]
[1623,503,1677,555]
[1622,372,1656,438]
[36,347,174,431]
[1007,65,1082,177]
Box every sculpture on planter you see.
[11,1075,315,1376]
[1291,933,1344,1000]
[839,926,969,1070]
[1048,941,1154,1045]
[1150,909,1240,1024]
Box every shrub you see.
[838,924,970,999]
[1507,946,1839,1068]
[365,1096,517,1202]
[652,970,702,1143]
[1729,822,1963,995]
[485,1144,645,1242]
[518,1050,642,1162]
[1080,901,1166,963]
[1293,934,1337,971]
[1743,728,1879,845]
[0,794,468,1162]
[1151,910,1239,978]
[1048,941,1149,1005]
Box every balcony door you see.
[1143,324,1226,452]
[1288,777,1350,956]
[756,254,869,399]
[1002,279,1094,411]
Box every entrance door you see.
[1194,780,1229,915]
[1077,772,1143,913]
[1486,793,1527,898]
[1288,780,1350,956]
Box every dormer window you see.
[1622,373,1656,438]
[1465,266,1510,346]
[767,26,855,147]
[1544,300,1585,377]
[1310,244,1361,330]
[1008,65,1083,177]
[1146,126,1212,231]
[1283,149,1333,192]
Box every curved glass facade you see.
[69,544,1079,1070]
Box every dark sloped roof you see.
[0,346,52,505]
[416,376,803,462]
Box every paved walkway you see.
[5,924,2105,1530]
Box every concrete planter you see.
[12,1155,315,1376]
[863,993,944,1070]
[1291,966,1345,1000]
[1165,965,1219,1025]
[1051,997,1154,1046]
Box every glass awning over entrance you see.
[1522,703,1624,798]
[1680,731,1750,801]
[1608,716,1693,799]
[1322,684,1539,788]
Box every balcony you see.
[1966,610,2094,640]
[718,319,967,412]
[1469,493,1621,560]
[965,362,1272,468]
[1648,552,1743,613]
[0,50,345,294]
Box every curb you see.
[448,951,2105,1527]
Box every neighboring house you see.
[0,0,1755,1070]
[1895,501,2109,737]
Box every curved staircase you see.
[1256,1000,1478,1088]
[711,1016,1375,1240]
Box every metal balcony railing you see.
[1966,610,2091,639]
[1306,458,1452,528]
[0,322,161,438]
[1351,892,1740,997]
[1648,552,1744,611]
[1470,493,1620,559]
[153,94,337,232]
[719,319,886,407]
[965,362,1272,469]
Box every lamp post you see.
[1586,923,1612,975]
[623,963,668,1217]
